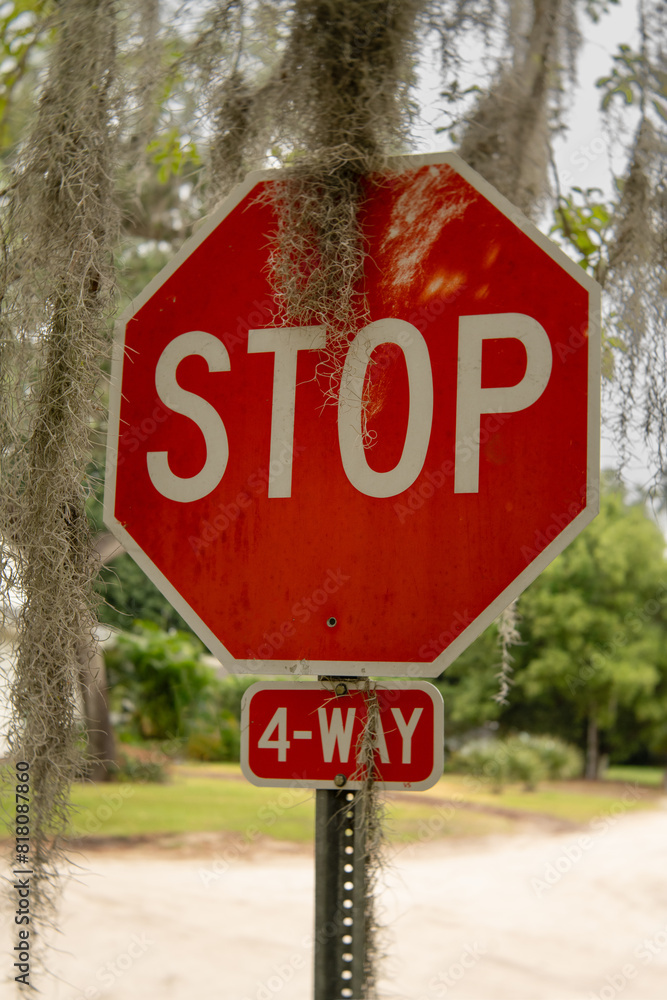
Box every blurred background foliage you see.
[2,0,665,782]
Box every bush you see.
[105,621,221,740]
[186,717,240,762]
[503,736,547,790]
[517,733,583,780]
[450,738,512,792]
[216,675,258,721]
[104,623,259,761]
[109,745,169,783]
[449,733,583,791]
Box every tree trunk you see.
[585,712,599,781]
[78,645,116,781]
[79,530,125,780]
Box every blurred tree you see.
[439,476,667,777]
[104,621,214,740]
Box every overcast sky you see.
[414,1,651,493]
[414,0,640,193]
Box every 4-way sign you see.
[105,152,600,675]
[241,681,444,790]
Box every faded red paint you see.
[109,158,596,672]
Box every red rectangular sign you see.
[240,680,444,790]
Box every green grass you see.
[1,763,662,846]
[428,774,657,823]
[64,773,523,844]
[64,767,664,841]
[604,765,665,787]
[385,798,519,842]
[68,773,316,842]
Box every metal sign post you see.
[239,677,444,996]
[314,787,367,1000]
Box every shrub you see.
[516,733,583,780]
[451,738,512,792]
[503,736,547,790]
[105,621,221,739]
[104,623,256,762]
[186,717,240,762]
[450,733,582,791]
[216,675,258,721]
[109,746,169,783]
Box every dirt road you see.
[4,802,667,1000]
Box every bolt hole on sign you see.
[105,153,600,677]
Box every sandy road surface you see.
[3,804,667,1000]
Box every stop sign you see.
[105,152,599,677]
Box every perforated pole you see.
[314,788,367,999]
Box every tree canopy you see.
[438,476,667,774]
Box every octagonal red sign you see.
[104,152,600,676]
